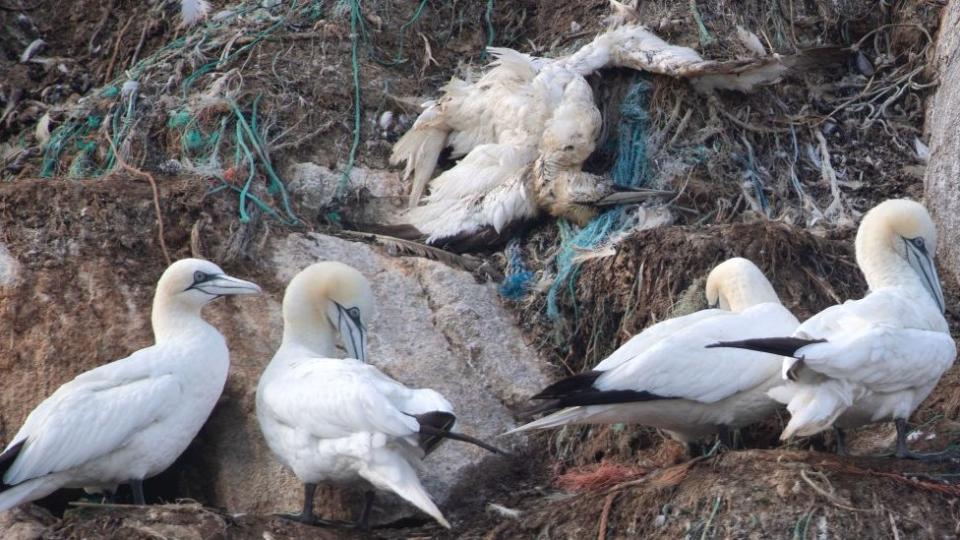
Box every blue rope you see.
[546,77,651,320]
[499,238,534,299]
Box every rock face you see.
[0,178,550,526]
[924,0,960,283]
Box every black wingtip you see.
[0,440,25,490]
[705,337,827,358]
[531,371,603,400]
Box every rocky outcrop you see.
[0,178,551,525]
[924,0,960,282]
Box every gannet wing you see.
[594,308,726,372]
[785,327,956,393]
[593,303,798,403]
[3,347,180,485]
[259,359,425,440]
[406,144,538,246]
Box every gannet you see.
[710,199,956,459]
[0,259,261,510]
[506,258,799,449]
[256,262,501,529]
[391,0,848,225]
[402,74,646,251]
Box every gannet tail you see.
[359,454,450,529]
[769,380,853,440]
[503,406,594,436]
[0,476,63,512]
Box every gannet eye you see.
[346,307,361,320]
[911,237,926,251]
[193,271,209,283]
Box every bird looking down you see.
[711,199,956,459]
[506,257,799,452]
[0,259,261,511]
[256,262,501,530]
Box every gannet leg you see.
[357,490,375,531]
[101,488,116,504]
[278,483,347,527]
[833,427,848,456]
[894,419,960,462]
[130,479,145,505]
[718,425,734,450]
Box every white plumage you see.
[0,259,261,511]
[717,200,955,458]
[257,262,493,529]
[179,0,211,27]
[391,2,842,248]
[507,258,799,445]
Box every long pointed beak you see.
[336,306,368,363]
[594,188,672,206]
[906,242,945,313]
[195,274,262,296]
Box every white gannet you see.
[710,199,956,459]
[256,262,500,529]
[0,258,261,510]
[506,258,799,449]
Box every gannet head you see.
[283,261,374,362]
[855,198,944,312]
[156,258,262,309]
[705,257,780,312]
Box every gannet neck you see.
[280,302,338,358]
[856,226,928,294]
[706,258,780,312]
[855,200,939,303]
[151,295,212,342]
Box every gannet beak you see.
[904,237,945,313]
[334,302,368,363]
[594,188,672,206]
[193,274,263,297]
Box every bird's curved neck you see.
[857,233,926,293]
[279,300,337,357]
[151,295,211,342]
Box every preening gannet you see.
[710,199,956,459]
[256,262,501,529]
[0,259,261,511]
[506,258,799,448]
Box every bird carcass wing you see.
[406,144,538,244]
[3,347,181,485]
[259,359,422,441]
[596,303,799,403]
[594,308,727,372]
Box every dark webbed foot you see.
[276,512,345,527]
[894,419,960,462]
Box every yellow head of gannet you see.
[855,198,944,312]
[281,261,375,362]
[705,257,780,312]
[151,258,261,339]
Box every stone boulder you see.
[924,0,960,283]
[0,191,551,526]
